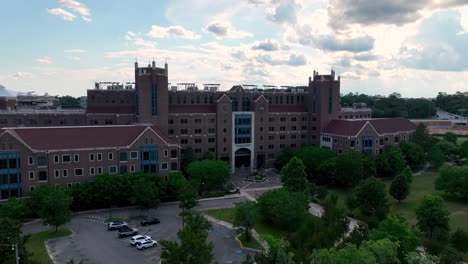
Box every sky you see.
[1,0,468,98]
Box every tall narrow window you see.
[152,83,158,116]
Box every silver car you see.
[130,235,151,246]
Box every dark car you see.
[140,218,160,226]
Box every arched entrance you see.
[234,148,251,173]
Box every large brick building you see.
[0,60,416,200]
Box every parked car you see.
[140,218,161,226]
[107,221,128,230]
[118,226,138,238]
[136,239,157,250]
[130,235,152,246]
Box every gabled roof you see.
[3,125,177,151]
[323,118,416,136]
[169,105,216,113]
[269,105,307,112]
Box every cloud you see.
[314,35,375,53]
[252,39,282,51]
[353,53,380,61]
[287,53,307,66]
[204,21,253,39]
[59,0,91,22]
[64,49,87,53]
[134,38,157,48]
[36,57,52,65]
[267,0,302,24]
[12,72,33,79]
[47,8,76,21]
[255,52,307,66]
[147,25,201,39]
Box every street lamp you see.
[0,243,19,264]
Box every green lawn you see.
[435,136,468,144]
[205,208,286,240]
[327,172,468,231]
[26,229,72,264]
[238,234,263,250]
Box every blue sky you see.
[1,0,468,97]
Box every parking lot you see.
[26,198,255,264]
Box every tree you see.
[405,252,439,264]
[0,218,20,261]
[280,156,308,192]
[450,228,468,253]
[348,177,389,227]
[435,165,468,200]
[242,254,255,264]
[233,201,258,241]
[369,216,421,261]
[429,145,445,169]
[436,140,459,157]
[389,174,410,203]
[130,176,160,216]
[181,147,197,175]
[31,186,72,232]
[165,171,187,197]
[257,188,308,234]
[399,141,426,171]
[460,140,468,158]
[443,132,458,145]
[415,195,450,238]
[202,151,215,160]
[255,238,296,264]
[295,146,336,178]
[400,165,413,184]
[376,145,406,178]
[179,181,199,227]
[0,197,33,220]
[274,146,295,171]
[335,150,365,187]
[412,123,433,151]
[188,160,230,192]
[160,212,213,264]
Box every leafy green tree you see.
[335,150,365,187]
[274,146,295,171]
[181,147,197,175]
[435,165,468,200]
[160,212,213,264]
[130,176,160,216]
[316,157,337,185]
[429,145,445,169]
[202,151,215,160]
[295,146,336,178]
[389,174,410,203]
[242,254,255,264]
[370,216,421,261]
[179,181,199,227]
[405,252,439,264]
[362,154,376,178]
[233,201,258,241]
[443,132,458,145]
[436,140,459,157]
[400,165,413,184]
[376,145,406,178]
[257,188,308,234]
[460,140,468,158]
[450,228,468,253]
[255,238,296,264]
[412,123,433,151]
[341,223,369,247]
[165,171,187,197]
[58,95,80,106]
[348,177,389,227]
[280,156,308,192]
[188,160,230,192]
[415,195,450,238]
[0,197,33,220]
[31,186,72,232]
[399,141,426,171]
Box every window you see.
[108,152,113,160]
[169,119,174,124]
[385,137,389,142]
[280,135,286,140]
[268,127,275,132]
[74,168,83,176]
[54,155,59,163]
[109,166,117,174]
[130,151,138,159]
[181,138,188,144]
[269,117,275,122]
[171,149,177,158]
[164,150,168,157]
[195,119,202,124]
[171,162,178,171]
[67,183,72,188]
[89,167,95,175]
[291,117,297,122]
[120,165,128,174]
[120,152,128,161]
[54,170,60,178]
[38,156,47,167]
[130,165,136,173]
[280,126,286,131]
[89,153,95,161]
[180,129,188,134]
[161,163,168,170]
[168,129,174,135]
[180,119,188,124]
[38,171,47,182]
[194,128,202,134]
[29,171,34,180]
[28,157,34,165]
[208,128,215,134]
[62,169,68,177]
[30,186,35,191]
[195,148,202,153]
[394,137,399,143]
[97,153,102,161]
[74,154,79,162]
[62,155,71,163]
[280,117,286,122]
[195,138,202,143]
[97,167,103,175]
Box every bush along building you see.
[0,60,415,200]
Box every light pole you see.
[0,243,19,264]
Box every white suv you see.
[136,239,157,250]
[130,235,151,246]
[107,221,128,230]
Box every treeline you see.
[341,92,436,118]
[435,92,468,115]
[57,96,81,107]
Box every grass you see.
[26,229,72,264]
[327,172,468,231]
[238,234,263,250]
[205,208,286,241]
[435,136,468,144]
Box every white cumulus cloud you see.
[147,25,200,39]
[36,57,52,65]
[47,8,76,21]
[59,0,91,22]
[204,21,253,39]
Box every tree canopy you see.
[274,146,295,171]
[280,156,308,192]
[187,160,231,191]
[295,146,336,178]
[435,165,468,200]
[31,186,72,231]
[376,145,406,178]
[389,173,410,203]
[399,141,426,171]
[233,201,258,241]
[415,195,450,238]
